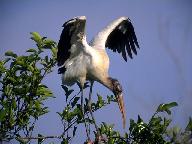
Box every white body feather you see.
[62,37,110,86]
[58,16,139,128]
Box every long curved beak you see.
[116,92,126,128]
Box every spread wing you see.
[57,16,86,73]
[90,17,139,61]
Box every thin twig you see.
[18,135,62,140]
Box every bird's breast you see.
[62,52,89,85]
[87,49,110,81]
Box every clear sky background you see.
[0,0,192,143]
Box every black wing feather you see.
[57,19,77,74]
[126,42,133,59]
[128,32,137,55]
[105,19,139,61]
[128,21,139,48]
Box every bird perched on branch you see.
[57,16,139,137]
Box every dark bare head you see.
[110,78,123,96]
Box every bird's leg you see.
[80,85,90,141]
[88,82,101,138]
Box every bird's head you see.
[110,78,123,96]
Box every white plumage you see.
[57,16,139,130]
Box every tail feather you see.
[116,94,126,128]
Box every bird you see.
[57,16,139,137]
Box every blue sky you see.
[0,0,192,143]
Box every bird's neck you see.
[100,77,123,95]
[100,77,115,92]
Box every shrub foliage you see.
[0,33,191,144]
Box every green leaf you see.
[26,48,37,53]
[108,138,115,144]
[71,97,80,108]
[44,39,54,44]
[35,101,41,110]
[185,117,192,131]
[5,51,17,58]
[12,99,17,110]
[61,85,74,101]
[75,106,83,120]
[100,124,105,134]
[4,84,13,96]
[102,122,108,130]
[61,138,69,144]
[137,115,143,123]
[169,126,181,136]
[97,94,104,108]
[124,132,128,139]
[0,109,6,122]
[28,64,34,72]
[43,39,56,49]
[163,117,171,127]
[30,32,42,44]
[37,86,53,98]
[157,102,178,115]
[165,102,178,109]
[51,47,57,57]
[129,119,135,132]
[150,116,162,126]
[16,60,25,67]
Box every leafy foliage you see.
[166,117,192,144]
[0,32,191,144]
[0,32,57,142]
[57,84,118,143]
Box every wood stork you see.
[57,16,139,134]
